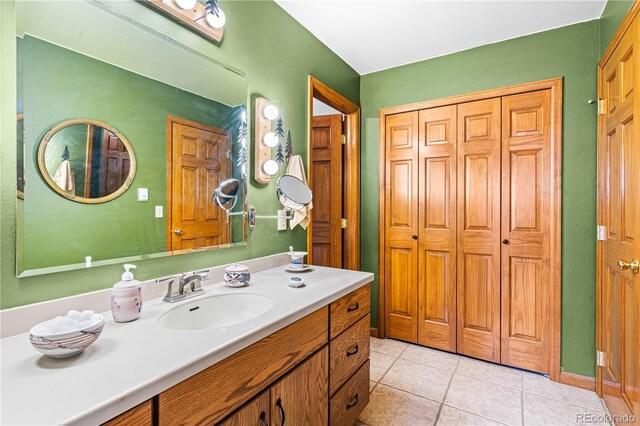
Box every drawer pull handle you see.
[346,393,359,409]
[259,411,268,426]
[276,397,286,425]
[347,302,360,313]
[347,344,359,357]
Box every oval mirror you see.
[212,178,240,212]
[37,119,136,203]
[277,175,313,207]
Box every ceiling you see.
[274,0,607,75]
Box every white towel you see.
[52,160,75,194]
[282,155,313,230]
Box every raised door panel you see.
[385,112,419,343]
[417,106,457,351]
[457,98,501,362]
[501,90,552,373]
[311,114,343,268]
[599,22,639,419]
[270,346,328,426]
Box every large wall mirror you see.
[16,0,248,276]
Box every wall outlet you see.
[155,205,163,218]
[277,210,287,231]
[137,188,149,201]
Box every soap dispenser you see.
[111,264,142,323]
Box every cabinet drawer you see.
[330,314,370,395]
[330,284,370,339]
[329,359,370,426]
[159,307,328,425]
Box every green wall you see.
[0,0,359,308]
[600,0,634,54]
[360,21,600,377]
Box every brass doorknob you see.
[174,228,184,235]
[618,258,639,274]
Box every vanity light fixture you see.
[262,160,279,176]
[263,103,280,121]
[203,0,226,29]
[254,97,282,184]
[263,132,279,148]
[144,0,224,43]
[174,0,196,10]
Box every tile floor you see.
[357,337,610,426]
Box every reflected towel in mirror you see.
[53,160,75,194]
[283,155,312,229]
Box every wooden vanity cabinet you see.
[102,400,152,426]
[105,284,371,426]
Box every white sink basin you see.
[158,293,275,330]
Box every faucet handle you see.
[156,274,179,283]
[185,269,210,280]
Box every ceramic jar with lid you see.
[223,264,251,288]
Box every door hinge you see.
[597,99,606,115]
[597,225,607,241]
[341,134,346,145]
[341,218,348,229]
[597,350,606,367]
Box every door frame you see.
[596,0,640,399]
[377,77,563,381]
[307,76,361,270]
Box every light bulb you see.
[263,132,278,147]
[174,0,196,10]
[205,8,226,29]
[263,103,279,121]
[262,160,279,176]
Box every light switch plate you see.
[155,206,163,218]
[137,188,149,201]
[277,210,287,231]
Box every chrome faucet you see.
[156,270,209,303]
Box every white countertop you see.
[0,265,373,425]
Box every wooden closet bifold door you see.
[456,98,502,363]
[500,90,552,373]
[417,105,458,352]
[384,111,419,342]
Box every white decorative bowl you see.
[29,314,105,359]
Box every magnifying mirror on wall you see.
[277,175,312,207]
[212,178,241,214]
